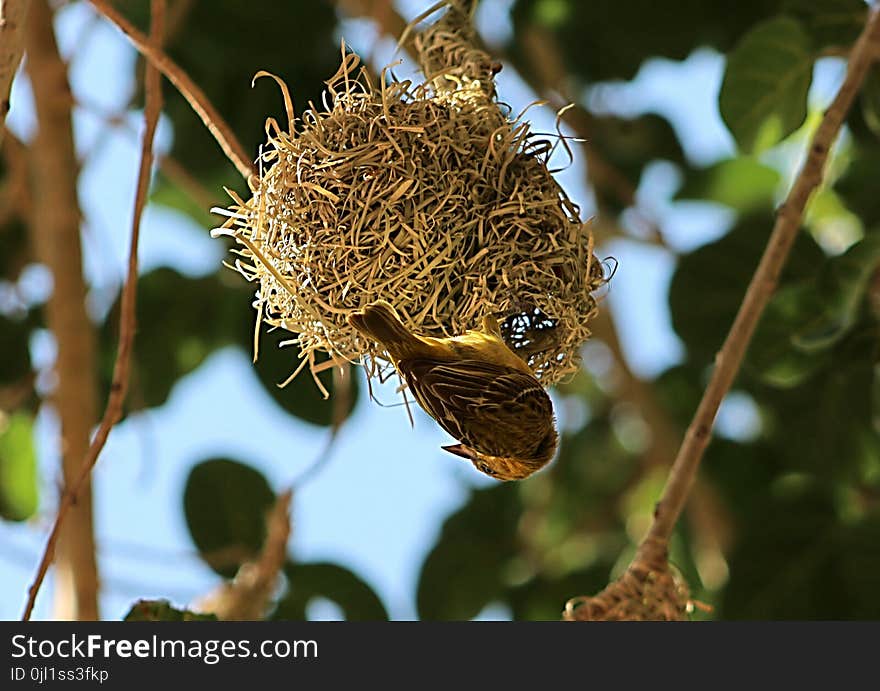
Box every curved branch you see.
[645,8,880,546]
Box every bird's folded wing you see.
[401,358,553,457]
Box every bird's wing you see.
[400,358,554,458]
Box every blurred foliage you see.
[98,268,250,411]
[274,562,389,621]
[3,0,879,621]
[0,312,32,389]
[182,459,387,619]
[97,267,358,425]
[253,329,359,428]
[510,0,779,83]
[720,16,814,153]
[0,412,38,521]
[119,0,340,184]
[124,599,217,621]
[676,158,781,213]
[184,457,276,578]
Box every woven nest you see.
[213,2,605,389]
[562,538,693,621]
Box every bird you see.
[348,300,558,481]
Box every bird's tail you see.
[348,301,422,360]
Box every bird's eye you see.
[478,462,497,476]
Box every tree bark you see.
[0,0,30,149]
[25,0,100,620]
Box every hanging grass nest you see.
[213,1,606,390]
[562,538,696,621]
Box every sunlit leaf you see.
[719,16,814,153]
[0,412,38,522]
[676,157,780,212]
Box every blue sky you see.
[0,0,846,620]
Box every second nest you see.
[216,51,605,387]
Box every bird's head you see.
[442,427,558,481]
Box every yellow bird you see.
[348,301,558,481]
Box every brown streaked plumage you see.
[348,301,558,481]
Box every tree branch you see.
[87,0,255,182]
[22,0,166,621]
[193,490,292,620]
[24,0,100,621]
[645,8,880,547]
[0,0,30,150]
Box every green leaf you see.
[703,439,786,520]
[721,484,880,619]
[124,599,217,621]
[719,16,815,153]
[861,65,880,139]
[793,232,880,350]
[0,312,32,388]
[511,0,781,83]
[99,268,251,412]
[782,0,869,49]
[669,212,824,367]
[509,564,616,621]
[746,282,829,387]
[127,0,340,180]
[150,170,225,229]
[252,328,359,428]
[417,483,522,620]
[0,412,39,522]
[589,113,686,207]
[183,458,276,578]
[834,140,880,226]
[759,324,879,481]
[653,364,704,429]
[676,157,781,213]
[273,562,389,621]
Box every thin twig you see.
[22,0,166,621]
[645,8,880,547]
[87,0,254,182]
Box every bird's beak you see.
[442,444,475,460]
